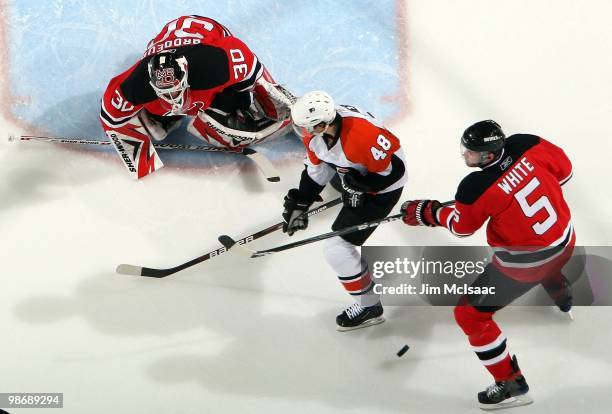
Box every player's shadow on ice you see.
[11,253,449,411]
[13,254,267,336]
[15,253,607,412]
[0,165,59,209]
[141,279,609,411]
[142,305,456,411]
[0,141,105,210]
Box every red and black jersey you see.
[437,134,573,250]
[100,16,262,131]
[143,15,233,58]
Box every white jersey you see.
[302,105,407,194]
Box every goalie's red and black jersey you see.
[437,134,574,250]
[100,33,261,130]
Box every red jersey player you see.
[285,91,408,331]
[100,15,294,179]
[400,120,575,410]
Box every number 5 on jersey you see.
[515,177,558,235]
[371,135,391,160]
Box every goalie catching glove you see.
[400,199,442,227]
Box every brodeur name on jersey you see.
[436,134,574,281]
[99,16,264,179]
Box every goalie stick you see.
[9,134,280,182]
[219,201,456,258]
[116,197,342,278]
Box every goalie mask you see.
[148,52,190,113]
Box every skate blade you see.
[567,309,575,321]
[336,317,385,332]
[479,393,533,410]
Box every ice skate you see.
[478,356,533,410]
[336,302,384,332]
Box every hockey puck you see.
[396,344,409,357]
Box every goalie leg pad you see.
[106,120,163,179]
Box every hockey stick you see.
[9,134,280,182]
[218,200,456,258]
[116,197,342,278]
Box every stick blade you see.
[116,264,173,278]
[218,235,237,249]
[241,148,280,182]
[116,264,144,276]
[218,235,255,258]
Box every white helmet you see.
[290,91,336,133]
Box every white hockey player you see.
[284,91,408,330]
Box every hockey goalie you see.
[99,15,295,179]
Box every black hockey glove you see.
[282,189,311,236]
[341,171,371,208]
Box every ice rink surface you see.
[1,1,612,413]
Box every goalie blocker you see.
[188,69,295,148]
